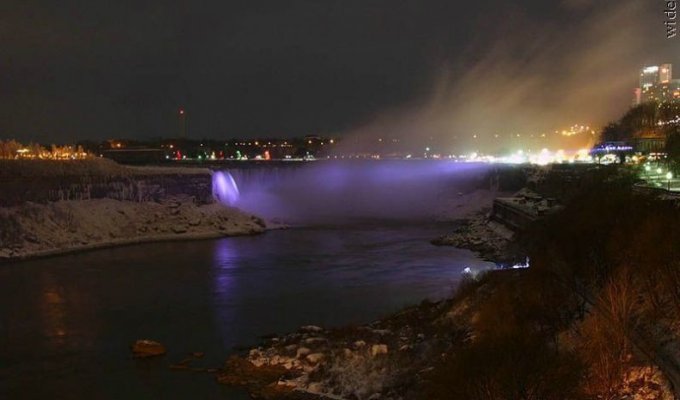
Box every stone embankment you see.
[432,188,560,264]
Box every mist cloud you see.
[338,0,670,155]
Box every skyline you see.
[1,0,678,148]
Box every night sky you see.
[1,0,677,143]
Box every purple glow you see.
[212,171,240,206]
[225,161,492,223]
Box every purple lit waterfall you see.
[218,161,493,224]
[212,171,240,206]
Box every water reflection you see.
[41,283,68,345]
[36,269,100,353]
[212,238,239,347]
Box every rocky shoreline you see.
[215,298,472,400]
[0,195,267,262]
[431,210,514,264]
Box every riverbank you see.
[0,158,269,262]
[432,210,514,263]
[0,195,267,262]
[433,188,516,264]
[216,295,469,399]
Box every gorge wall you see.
[0,159,213,206]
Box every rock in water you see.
[131,340,167,358]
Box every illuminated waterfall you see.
[212,171,240,206]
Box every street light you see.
[667,171,673,191]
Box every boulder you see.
[131,339,166,358]
[370,344,388,357]
[306,353,325,364]
[296,347,311,358]
[188,218,201,227]
[171,225,187,234]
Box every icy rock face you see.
[0,159,214,206]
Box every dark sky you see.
[0,0,677,143]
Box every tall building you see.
[636,64,678,104]
[640,66,660,90]
[644,80,680,103]
[660,64,673,83]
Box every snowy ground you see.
[0,195,266,262]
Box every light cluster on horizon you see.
[0,140,91,160]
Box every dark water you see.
[0,222,492,399]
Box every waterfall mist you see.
[223,161,493,224]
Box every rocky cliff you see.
[0,159,213,206]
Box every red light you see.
[179,109,185,115]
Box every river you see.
[0,221,493,399]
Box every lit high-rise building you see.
[640,65,660,90]
[660,63,673,83]
[637,64,677,104]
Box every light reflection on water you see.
[0,222,493,399]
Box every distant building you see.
[637,64,680,104]
[640,65,660,90]
[633,88,642,106]
[632,130,667,154]
[643,80,680,104]
[660,64,673,83]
